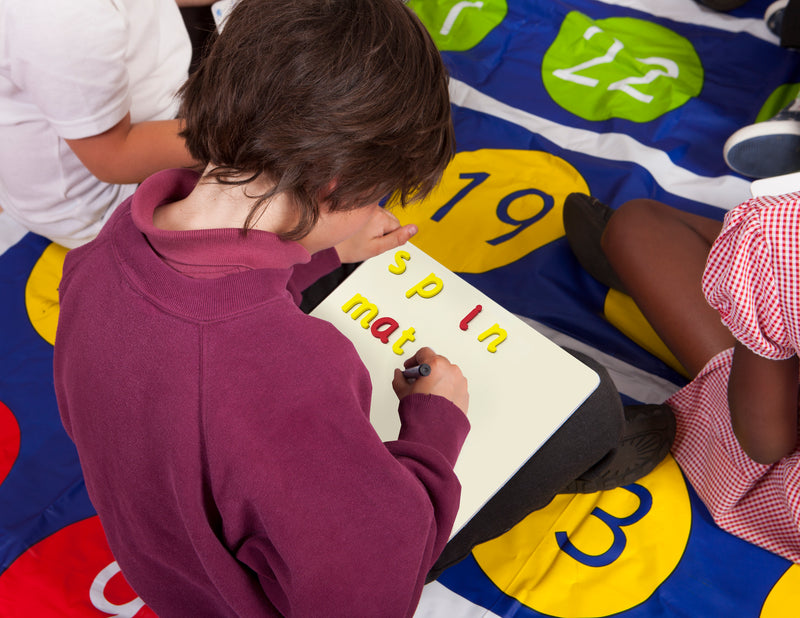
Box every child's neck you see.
[153,168,297,236]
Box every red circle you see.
[0,400,21,487]
[0,516,156,617]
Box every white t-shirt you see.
[0,0,192,248]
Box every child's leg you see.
[427,350,625,580]
[601,198,736,377]
[427,349,673,581]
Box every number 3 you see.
[555,484,652,567]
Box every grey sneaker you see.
[723,98,800,178]
[563,193,628,294]
[562,404,676,494]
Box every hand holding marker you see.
[392,347,469,415]
[402,363,431,380]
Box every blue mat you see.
[1,1,799,615]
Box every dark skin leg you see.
[601,198,733,377]
[602,198,798,463]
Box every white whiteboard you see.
[311,243,599,537]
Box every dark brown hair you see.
[178,0,454,239]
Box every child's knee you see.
[602,198,661,255]
[601,200,637,255]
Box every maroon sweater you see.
[54,169,469,617]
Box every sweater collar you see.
[110,169,311,320]
[130,168,311,277]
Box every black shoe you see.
[563,193,628,294]
[562,404,676,494]
[695,0,749,11]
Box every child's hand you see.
[392,347,469,415]
[335,207,417,264]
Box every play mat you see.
[2,0,800,615]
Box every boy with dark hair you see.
[55,1,466,615]
[55,0,674,614]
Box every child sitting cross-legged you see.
[565,190,800,564]
[54,1,675,615]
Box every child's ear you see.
[317,179,344,213]
[319,179,338,201]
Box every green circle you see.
[755,83,800,122]
[542,12,703,123]
[407,0,507,52]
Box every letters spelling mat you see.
[2,1,800,616]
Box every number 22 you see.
[553,25,679,104]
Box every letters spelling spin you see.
[340,249,508,356]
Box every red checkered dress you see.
[667,191,800,563]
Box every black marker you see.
[402,363,431,379]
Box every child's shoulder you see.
[724,191,800,237]
[740,190,800,213]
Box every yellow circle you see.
[761,564,800,617]
[392,149,589,273]
[604,289,688,378]
[473,455,691,617]
[25,243,68,346]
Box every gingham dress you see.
[667,191,800,563]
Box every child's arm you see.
[728,341,799,464]
[65,113,198,185]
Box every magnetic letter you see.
[459,305,483,331]
[371,317,399,344]
[388,250,411,275]
[392,327,416,355]
[342,293,379,328]
[405,273,444,299]
[477,324,507,353]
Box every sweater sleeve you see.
[207,330,468,617]
[384,393,470,566]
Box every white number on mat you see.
[90,561,146,618]
[553,25,679,103]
